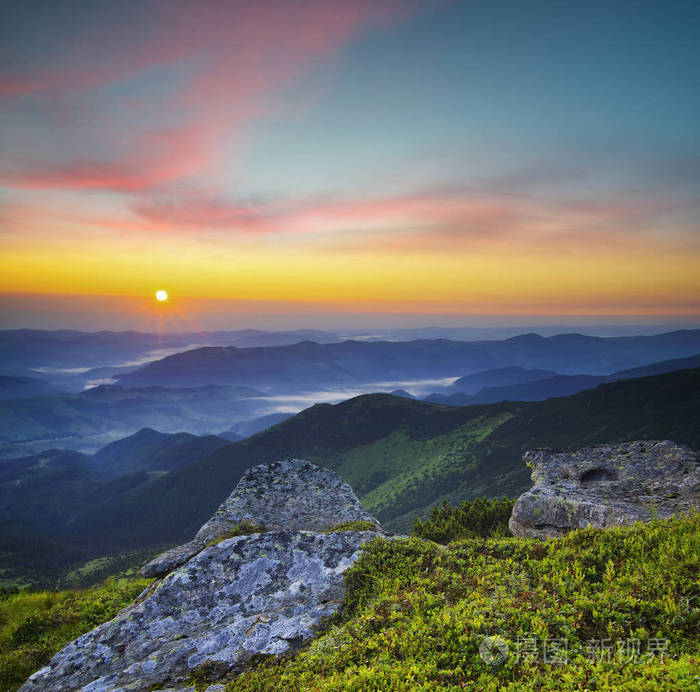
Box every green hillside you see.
[145,366,700,535]
[2,368,699,587]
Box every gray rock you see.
[21,460,383,691]
[143,459,380,578]
[510,440,700,539]
[20,529,377,691]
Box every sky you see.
[1,0,699,331]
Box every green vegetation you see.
[205,521,266,546]
[323,521,379,533]
[413,497,516,543]
[327,413,513,523]
[3,513,698,690]
[231,513,700,690]
[59,548,165,589]
[0,577,150,691]
[3,368,700,588]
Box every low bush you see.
[232,512,700,690]
[413,496,515,543]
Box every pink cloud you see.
[0,1,414,192]
[129,186,682,257]
[131,188,524,237]
[1,126,211,192]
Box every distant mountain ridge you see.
[449,366,558,393]
[116,330,700,391]
[0,329,340,378]
[427,352,700,405]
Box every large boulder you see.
[21,530,376,691]
[21,459,382,691]
[142,458,381,578]
[509,440,700,539]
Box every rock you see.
[142,458,381,578]
[21,530,377,691]
[21,459,383,691]
[509,440,700,539]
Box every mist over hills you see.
[2,366,698,588]
[116,330,700,390]
[0,329,340,389]
[0,385,265,452]
[2,330,700,458]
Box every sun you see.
[155,289,168,302]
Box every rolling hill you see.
[449,366,558,393]
[0,366,690,587]
[116,330,700,390]
[427,352,700,405]
[2,367,698,588]
[0,430,229,588]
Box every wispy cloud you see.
[126,184,689,258]
[0,1,414,192]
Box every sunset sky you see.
[1,0,699,330]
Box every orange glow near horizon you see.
[1,218,699,320]
[1,2,698,330]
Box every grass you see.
[318,412,514,523]
[230,512,700,690]
[2,512,698,690]
[205,520,266,547]
[322,521,379,533]
[0,577,151,691]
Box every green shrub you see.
[231,513,700,690]
[413,496,515,543]
[0,578,150,691]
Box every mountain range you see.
[0,329,340,389]
[116,330,700,390]
[426,352,700,405]
[2,365,698,589]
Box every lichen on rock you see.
[142,458,381,578]
[509,440,700,539]
[20,459,383,692]
[21,530,376,691]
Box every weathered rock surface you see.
[21,530,376,691]
[510,440,700,539]
[21,459,382,691]
[142,458,381,578]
